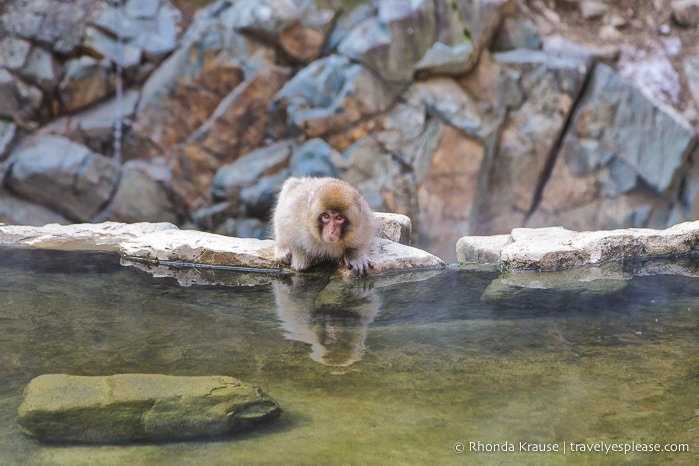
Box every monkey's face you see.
[319,210,346,243]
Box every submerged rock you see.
[16,373,282,443]
[481,262,628,303]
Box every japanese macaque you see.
[272,177,377,276]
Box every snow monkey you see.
[272,177,377,276]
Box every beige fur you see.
[272,177,377,276]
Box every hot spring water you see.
[0,248,697,464]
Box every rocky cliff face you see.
[1,0,698,261]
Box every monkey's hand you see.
[344,254,374,277]
[274,245,292,266]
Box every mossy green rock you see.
[16,374,282,443]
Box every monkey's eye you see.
[335,214,345,223]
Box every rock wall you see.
[1,0,698,261]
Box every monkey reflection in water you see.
[272,273,380,366]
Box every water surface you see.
[1,249,698,465]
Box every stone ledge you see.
[119,231,444,277]
[0,218,444,276]
[0,221,178,250]
[456,221,699,271]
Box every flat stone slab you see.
[457,221,699,271]
[0,221,178,250]
[17,374,282,443]
[120,229,279,269]
[0,219,443,276]
[119,230,445,277]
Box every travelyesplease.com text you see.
[453,440,690,455]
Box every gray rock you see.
[277,9,336,64]
[558,63,695,193]
[492,17,542,51]
[579,0,608,20]
[128,2,274,158]
[211,141,293,201]
[215,217,269,240]
[0,69,42,120]
[338,0,440,83]
[289,138,341,178]
[339,135,417,218]
[39,88,140,156]
[456,233,511,264]
[672,0,699,27]
[475,49,589,235]
[361,238,446,276]
[82,26,143,70]
[190,201,240,231]
[0,221,178,251]
[375,212,412,245]
[120,228,280,268]
[413,119,488,261]
[95,160,180,224]
[93,5,141,41]
[405,77,483,135]
[227,0,306,39]
[58,56,114,113]
[617,42,682,107]
[19,47,58,92]
[135,2,180,59]
[224,0,337,63]
[0,69,24,118]
[413,42,476,78]
[0,190,70,227]
[1,1,43,42]
[541,34,619,64]
[456,221,699,271]
[678,145,699,221]
[270,54,396,138]
[324,3,377,53]
[459,0,516,47]
[685,55,699,108]
[239,171,289,219]
[6,135,120,222]
[0,121,16,158]
[182,66,291,170]
[16,373,282,443]
[87,1,179,61]
[125,0,161,19]
[1,0,102,55]
[0,36,32,70]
